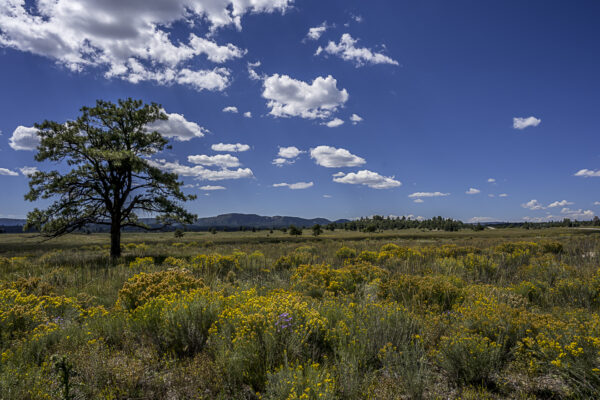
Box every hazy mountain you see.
[0,214,347,232]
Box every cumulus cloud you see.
[9,126,40,151]
[513,116,541,130]
[273,181,314,189]
[522,199,544,210]
[0,168,19,176]
[199,185,226,190]
[469,217,495,223]
[408,192,450,198]
[278,146,303,159]
[323,118,344,128]
[273,146,303,166]
[594,201,600,206]
[548,200,574,208]
[262,74,348,119]
[350,114,363,125]
[243,111,252,118]
[560,208,594,219]
[316,34,398,67]
[333,170,401,189]
[487,178,496,183]
[499,193,508,197]
[323,194,332,198]
[247,61,262,80]
[413,198,424,203]
[223,106,238,113]
[0,0,294,91]
[306,22,328,40]
[574,169,600,178]
[19,166,39,176]
[148,159,253,181]
[211,143,250,152]
[310,146,366,168]
[465,188,481,195]
[146,111,208,141]
[187,154,240,168]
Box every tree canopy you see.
[25,98,197,258]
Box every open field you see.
[2,228,600,399]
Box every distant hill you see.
[0,214,347,232]
[0,219,26,226]
[194,213,332,229]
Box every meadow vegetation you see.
[1,228,599,399]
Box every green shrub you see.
[116,269,203,310]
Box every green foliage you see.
[289,225,302,236]
[436,331,503,387]
[24,98,196,258]
[2,230,600,398]
[117,269,203,310]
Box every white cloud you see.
[408,192,450,198]
[262,74,348,119]
[273,146,303,166]
[465,188,481,195]
[469,217,495,223]
[278,146,303,159]
[243,111,252,118]
[333,170,401,189]
[9,126,40,151]
[350,114,363,125]
[19,166,38,176]
[499,193,508,197]
[317,34,398,67]
[594,201,600,206]
[148,159,253,181]
[487,178,495,183]
[187,154,240,168]
[247,61,262,80]
[272,158,290,166]
[488,194,495,198]
[173,67,232,91]
[413,198,424,203]
[0,0,293,91]
[575,169,600,178]
[548,200,574,208]
[513,116,541,130]
[310,145,366,168]
[323,118,344,128]
[273,181,314,189]
[560,208,594,219]
[146,111,208,141]
[522,199,544,210]
[211,143,250,152]
[199,185,226,191]
[0,168,18,176]
[323,194,332,198]
[223,106,238,113]
[307,22,327,40]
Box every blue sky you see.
[0,0,599,222]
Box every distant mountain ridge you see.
[0,214,348,231]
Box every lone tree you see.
[25,98,197,259]
[312,224,322,236]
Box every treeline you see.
[330,215,466,232]
[327,215,600,233]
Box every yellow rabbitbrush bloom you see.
[208,289,327,390]
[291,262,387,298]
[264,361,336,400]
[116,268,204,310]
[0,288,83,342]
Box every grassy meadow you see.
[1,228,600,399]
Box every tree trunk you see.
[110,218,121,259]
